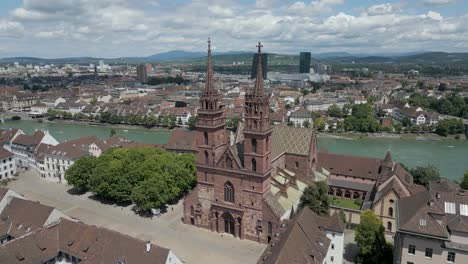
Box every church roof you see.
[271,125,315,160]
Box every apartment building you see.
[394,179,468,264]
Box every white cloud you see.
[0,0,466,57]
[365,3,400,16]
[422,0,457,6]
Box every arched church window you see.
[224,181,234,203]
[204,132,208,145]
[204,150,209,164]
[252,158,257,172]
[252,139,257,153]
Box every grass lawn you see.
[331,197,362,210]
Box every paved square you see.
[7,170,265,264]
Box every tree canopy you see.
[65,147,196,211]
[460,171,468,190]
[355,209,393,264]
[344,103,381,133]
[410,164,441,186]
[300,181,329,216]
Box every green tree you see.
[314,117,326,131]
[187,115,198,130]
[90,97,98,105]
[110,128,116,137]
[355,209,392,264]
[401,117,412,127]
[460,171,468,190]
[64,156,97,191]
[327,104,342,118]
[300,181,329,216]
[177,117,183,126]
[303,120,311,128]
[410,164,441,186]
[226,116,241,130]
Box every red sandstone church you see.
[183,40,319,243]
[181,39,424,244]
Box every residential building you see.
[0,196,70,244]
[289,108,313,128]
[0,218,182,264]
[9,130,58,168]
[0,147,16,180]
[304,98,347,112]
[257,207,344,264]
[29,102,48,116]
[394,179,468,264]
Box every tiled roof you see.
[271,125,315,160]
[0,218,172,264]
[318,152,382,180]
[164,128,197,153]
[0,147,13,159]
[12,131,45,146]
[258,207,331,264]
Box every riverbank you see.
[40,118,174,133]
[319,132,465,141]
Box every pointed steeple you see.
[204,37,215,95]
[253,42,265,96]
[199,38,221,113]
[382,150,394,169]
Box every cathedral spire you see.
[204,37,215,95]
[254,42,265,96]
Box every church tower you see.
[196,38,227,168]
[243,42,272,191]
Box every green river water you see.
[1,120,467,180]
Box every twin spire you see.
[203,38,265,97]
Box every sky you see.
[0,0,466,58]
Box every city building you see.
[183,41,319,243]
[9,130,59,169]
[137,63,148,83]
[299,52,311,73]
[288,108,313,128]
[323,151,426,234]
[394,179,468,264]
[251,53,268,80]
[0,147,16,180]
[0,196,70,244]
[257,207,345,264]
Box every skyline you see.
[0,0,466,58]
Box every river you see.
[1,120,467,180]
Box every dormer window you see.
[419,218,427,226]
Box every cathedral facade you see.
[183,40,318,243]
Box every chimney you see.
[146,241,151,253]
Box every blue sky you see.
[0,0,466,58]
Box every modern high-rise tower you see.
[299,52,311,73]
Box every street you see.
[7,170,265,264]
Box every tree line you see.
[65,147,196,211]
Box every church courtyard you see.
[6,169,266,264]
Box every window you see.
[460,204,468,216]
[420,218,427,226]
[204,151,209,164]
[445,202,456,214]
[330,256,334,262]
[295,161,299,168]
[252,158,257,172]
[204,132,208,145]
[407,262,414,264]
[388,207,393,217]
[447,252,456,263]
[331,243,335,250]
[224,181,234,203]
[387,221,392,232]
[425,248,432,258]
[408,245,415,255]
[252,139,257,153]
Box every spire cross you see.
[256,42,263,54]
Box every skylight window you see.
[445,202,456,214]
[419,218,427,226]
[460,204,468,216]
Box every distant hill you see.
[1,51,466,66]
[323,52,468,65]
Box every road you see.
[7,170,265,264]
